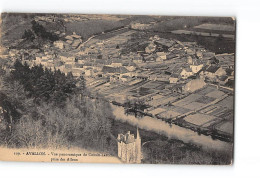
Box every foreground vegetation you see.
[0,61,113,152]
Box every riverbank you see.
[111,98,233,143]
[111,104,233,153]
[110,114,232,164]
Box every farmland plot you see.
[215,121,233,135]
[183,113,216,126]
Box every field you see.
[86,76,234,141]
[194,23,235,32]
[183,113,217,126]
[167,85,234,141]
[215,121,233,135]
[150,16,234,32]
[172,30,235,40]
[95,28,129,40]
[65,20,125,40]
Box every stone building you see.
[117,129,141,163]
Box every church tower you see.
[117,128,142,163]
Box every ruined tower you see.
[117,128,142,163]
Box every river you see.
[111,104,233,153]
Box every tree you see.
[0,76,35,147]
[0,60,113,151]
[22,29,35,40]
[31,20,59,42]
[77,76,86,96]
[124,98,146,117]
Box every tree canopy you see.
[0,61,113,151]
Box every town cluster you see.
[5,24,234,142]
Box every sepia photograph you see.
[0,13,235,164]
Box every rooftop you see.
[206,65,220,73]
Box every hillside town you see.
[1,15,235,144]
[0,13,237,165]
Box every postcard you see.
[0,13,235,164]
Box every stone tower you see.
[117,128,142,163]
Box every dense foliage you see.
[9,60,78,107]
[30,20,59,42]
[0,61,113,151]
[18,20,59,49]
[124,99,147,118]
[142,140,232,164]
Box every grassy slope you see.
[1,13,33,46]
[65,19,125,40]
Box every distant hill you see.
[0,13,235,53]
[1,13,64,48]
[1,13,33,47]
[150,16,235,32]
